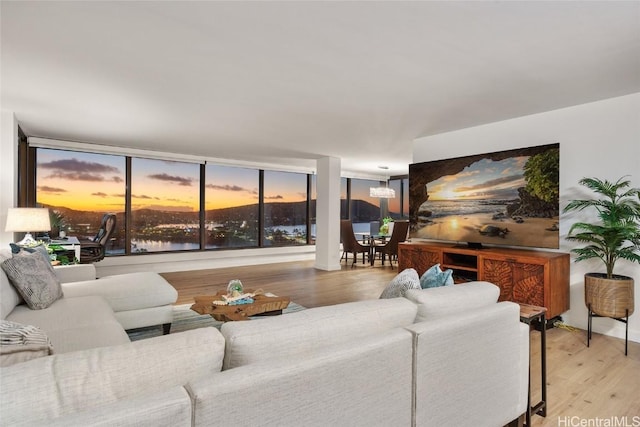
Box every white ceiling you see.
[2,1,639,177]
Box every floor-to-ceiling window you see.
[204,164,259,248]
[35,148,126,255]
[30,144,385,257]
[263,170,308,246]
[130,158,201,252]
[349,178,381,234]
[340,177,348,220]
[389,177,409,219]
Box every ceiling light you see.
[370,166,395,199]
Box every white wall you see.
[0,111,18,244]
[413,93,640,343]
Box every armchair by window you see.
[80,213,116,264]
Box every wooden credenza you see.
[398,242,570,319]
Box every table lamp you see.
[5,207,51,245]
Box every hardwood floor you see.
[161,260,640,425]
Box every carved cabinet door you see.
[482,258,545,307]
[398,245,441,275]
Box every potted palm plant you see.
[564,176,640,355]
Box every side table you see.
[518,303,547,427]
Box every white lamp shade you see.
[5,208,51,232]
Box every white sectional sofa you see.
[0,248,177,358]
[0,253,529,427]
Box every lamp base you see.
[16,233,37,246]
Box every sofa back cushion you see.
[0,249,23,319]
[190,328,414,426]
[220,297,418,369]
[0,327,225,425]
[404,281,500,322]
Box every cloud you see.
[456,174,524,193]
[38,185,66,193]
[112,176,124,183]
[132,194,153,200]
[39,158,121,182]
[92,192,108,197]
[265,195,284,200]
[148,173,193,186]
[139,204,195,212]
[48,172,108,182]
[206,184,257,194]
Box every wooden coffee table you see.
[191,290,290,321]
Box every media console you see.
[398,241,570,319]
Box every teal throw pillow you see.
[419,264,454,289]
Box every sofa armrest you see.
[405,301,528,427]
[0,327,225,425]
[53,264,96,283]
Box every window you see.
[310,174,316,244]
[30,144,381,257]
[388,177,409,219]
[340,177,348,220]
[263,170,308,246]
[35,148,125,255]
[349,178,381,235]
[204,164,259,248]
[130,158,200,252]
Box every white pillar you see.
[314,156,341,271]
[0,111,19,246]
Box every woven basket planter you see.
[584,273,635,319]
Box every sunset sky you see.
[37,149,313,212]
[426,156,529,201]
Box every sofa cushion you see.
[62,272,177,312]
[0,320,54,366]
[0,250,23,319]
[404,281,500,322]
[6,295,130,353]
[0,327,224,425]
[221,297,418,369]
[380,268,420,298]
[1,250,63,310]
[419,263,454,289]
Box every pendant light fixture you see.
[369,166,395,199]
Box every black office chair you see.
[340,220,371,267]
[80,213,116,263]
[372,220,409,269]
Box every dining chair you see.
[340,220,371,267]
[372,220,409,268]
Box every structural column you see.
[314,156,341,271]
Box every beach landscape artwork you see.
[408,143,560,249]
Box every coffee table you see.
[190,290,290,321]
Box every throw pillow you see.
[419,263,454,289]
[380,268,420,299]
[0,319,54,366]
[1,251,63,310]
[10,243,49,258]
